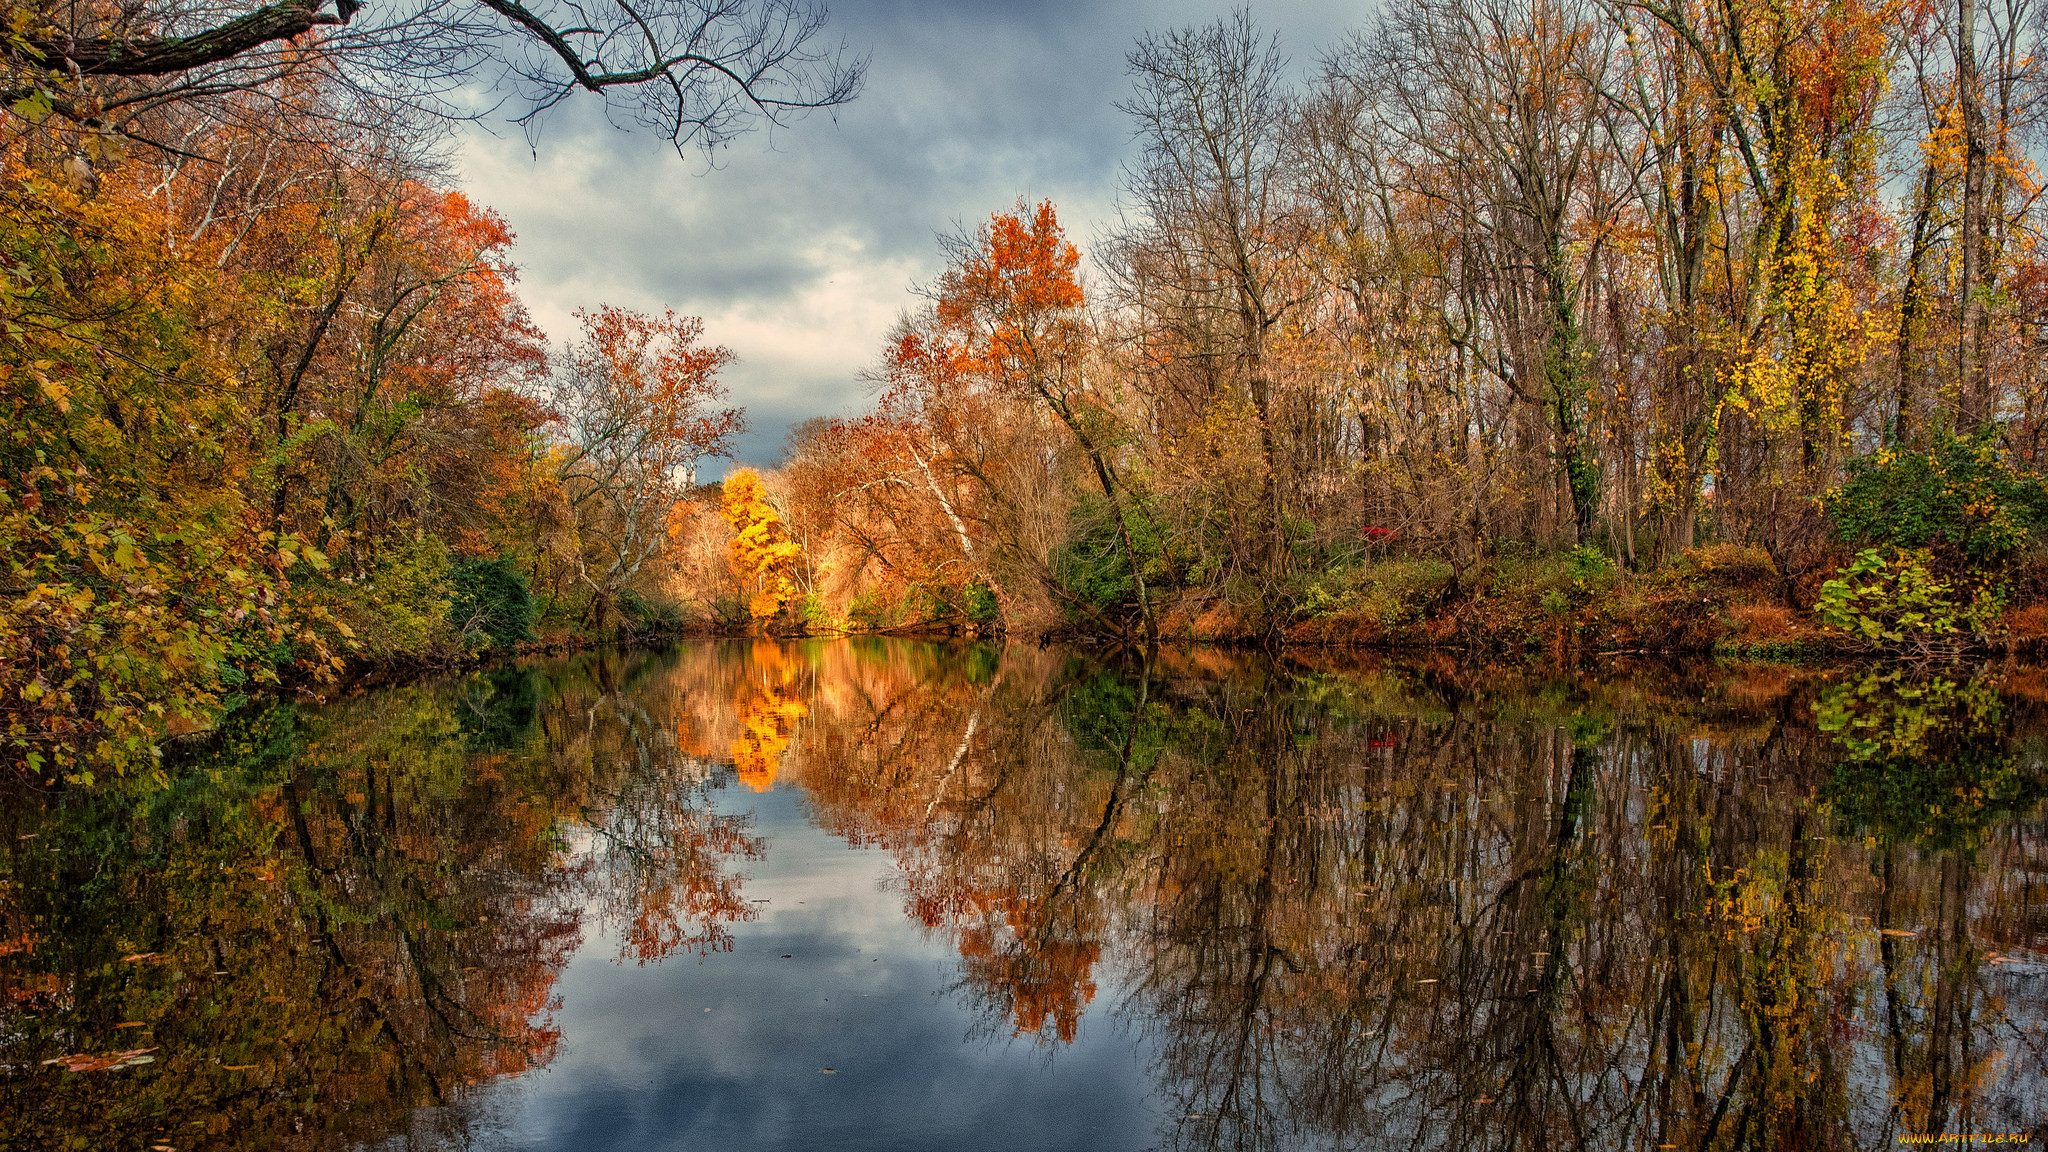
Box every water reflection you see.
[1,643,2043,1150]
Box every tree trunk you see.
[1958,0,1990,429]
[1895,162,1939,444]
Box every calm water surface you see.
[2,641,2045,1150]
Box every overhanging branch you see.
[22,2,345,78]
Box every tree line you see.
[761,1,2048,650]
[11,0,2048,780]
[0,0,856,781]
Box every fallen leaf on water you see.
[41,1047,157,1072]
[819,1068,836,1074]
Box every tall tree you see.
[1112,8,1304,636]
[552,306,742,630]
[924,202,1158,647]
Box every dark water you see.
[3,641,2046,1151]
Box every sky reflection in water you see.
[1,640,2045,1151]
[470,787,1158,1152]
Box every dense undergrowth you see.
[763,425,2048,661]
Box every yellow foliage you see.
[728,643,808,790]
[1720,161,1889,449]
[719,468,804,621]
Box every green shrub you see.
[1488,545,1612,612]
[447,557,535,650]
[1296,566,1363,617]
[618,588,685,634]
[1566,544,1615,588]
[796,593,832,632]
[847,590,892,632]
[1052,494,1169,621]
[1818,432,2042,647]
[1816,547,2004,645]
[332,537,457,661]
[1826,427,2046,566]
[1295,558,1452,625]
[963,579,1000,625]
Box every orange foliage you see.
[931,199,1087,385]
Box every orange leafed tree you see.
[554,306,744,629]
[920,200,1157,644]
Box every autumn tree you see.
[0,131,351,781]
[1111,10,1306,635]
[552,306,742,630]
[920,201,1158,646]
[1334,0,1618,547]
[719,467,802,624]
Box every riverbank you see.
[23,538,2039,789]
[1275,545,1859,659]
[754,543,2046,663]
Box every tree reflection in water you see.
[780,647,2048,1151]
[0,641,2042,1150]
[0,650,760,1149]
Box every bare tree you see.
[1109,8,1305,636]
[1333,0,1618,547]
[2,0,865,154]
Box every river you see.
[1,640,2043,1149]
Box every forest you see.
[8,0,2048,782]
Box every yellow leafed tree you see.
[719,468,803,621]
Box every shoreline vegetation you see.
[9,3,2048,783]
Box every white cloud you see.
[453,0,1366,469]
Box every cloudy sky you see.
[454,0,1361,471]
